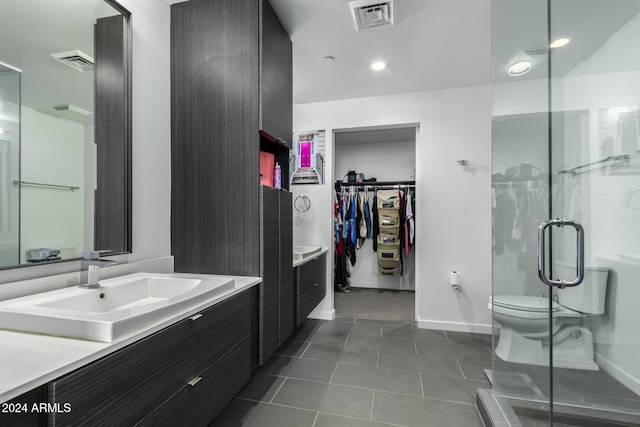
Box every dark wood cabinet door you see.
[260,186,280,363]
[260,0,292,147]
[171,0,260,276]
[279,190,294,344]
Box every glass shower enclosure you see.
[490,0,640,425]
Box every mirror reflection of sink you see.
[0,273,236,342]
[293,245,322,260]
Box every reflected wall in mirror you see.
[0,0,131,269]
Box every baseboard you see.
[308,308,335,321]
[595,353,640,396]
[416,317,492,334]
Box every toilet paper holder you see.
[450,271,461,290]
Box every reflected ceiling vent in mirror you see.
[53,104,92,116]
[349,0,394,31]
[50,50,94,72]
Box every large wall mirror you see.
[0,0,131,269]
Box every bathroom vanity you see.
[0,274,261,427]
[293,249,328,326]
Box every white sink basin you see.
[293,245,322,260]
[0,273,236,342]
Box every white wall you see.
[20,106,86,262]
[0,0,172,290]
[334,139,416,290]
[293,85,493,332]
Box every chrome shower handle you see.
[537,218,585,288]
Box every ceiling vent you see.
[53,104,92,116]
[50,50,94,72]
[349,0,394,31]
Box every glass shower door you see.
[492,0,640,424]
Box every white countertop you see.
[293,248,329,268]
[0,275,261,404]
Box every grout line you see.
[456,359,466,379]
[343,332,350,346]
[298,341,312,358]
[311,411,320,427]
[269,376,288,404]
[378,324,383,337]
[370,389,376,421]
[328,361,340,384]
[419,372,425,398]
[444,330,451,343]
[376,350,380,368]
[414,339,418,355]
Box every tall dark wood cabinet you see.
[259,186,293,364]
[171,0,293,373]
[170,0,292,277]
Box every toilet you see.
[490,262,609,371]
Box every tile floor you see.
[209,317,489,427]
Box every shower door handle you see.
[537,218,585,288]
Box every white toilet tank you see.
[554,261,609,314]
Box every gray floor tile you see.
[416,340,492,362]
[356,318,416,328]
[331,363,423,396]
[378,351,463,378]
[302,342,379,367]
[421,373,490,404]
[301,330,351,346]
[320,320,383,337]
[372,391,484,427]
[209,398,318,427]
[553,368,639,400]
[315,412,405,427]
[335,316,357,323]
[382,326,448,343]
[445,330,493,347]
[258,355,337,382]
[553,388,640,413]
[335,288,415,322]
[272,378,374,419]
[629,399,640,410]
[236,373,286,402]
[289,319,325,341]
[275,339,310,357]
[347,334,416,353]
[458,359,493,381]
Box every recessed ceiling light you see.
[371,61,386,71]
[550,38,570,48]
[508,60,532,76]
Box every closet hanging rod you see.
[13,180,80,191]
[334,180,415,192]
[558,154,629,175]
[335,180,415,187]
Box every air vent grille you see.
[349,0,394,31]
[50,50,94,72]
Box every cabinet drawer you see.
[296,277,326,325]
[136,337,251,427]
[296,253,326,296]
[48,290,251,426]
[0,386,46,427]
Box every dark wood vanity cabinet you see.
[296,253,327,326]
[45,290,253,427]
[260,186,293,364]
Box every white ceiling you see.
[269,0,493,105]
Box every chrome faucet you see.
[79,251,117,289]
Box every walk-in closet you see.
[333,125,417,321]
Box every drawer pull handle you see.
[314,283,319,287]
[189,313,203,321]
[188,376,202,387]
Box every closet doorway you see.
[333,124,417,322]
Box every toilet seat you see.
[491,295,584,319]
[491,295,558,312]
